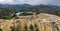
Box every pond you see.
[16,12,23,15]
[16,12,33,16]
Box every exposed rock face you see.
[0,13,60,31]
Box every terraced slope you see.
[0,13,60,31]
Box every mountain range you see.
[0,4,60,9]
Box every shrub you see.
[24,25,28,31]
[0,28,3,31]
[29,24,34,31]
[35,28,39,31]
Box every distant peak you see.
[22,4,31,6]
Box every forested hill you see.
[0,4,60,19]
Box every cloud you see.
[0,0,14,4]
[0,0,60,6]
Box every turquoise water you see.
[16,12,23,15]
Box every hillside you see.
[0,4,60,19]
[0,13,60,31]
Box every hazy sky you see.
[0,0,60,6]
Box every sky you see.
[0,0,60,6]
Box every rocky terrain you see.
[0,13,60,31]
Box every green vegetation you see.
[4,15,13,19]
[24,24,28,31]
[0,5,60,19]
[0,28,3,31]
[10,26,15,31]
[0,15,13,19]
[10,26,20,31]
[34,24,37,28]
[35,28,39,31]
[15,28,20,31]
[34,24,39,31]
[52,22,59,31]
[19,12,33,16]
[56,26,59,31]
[29,24,34,31]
